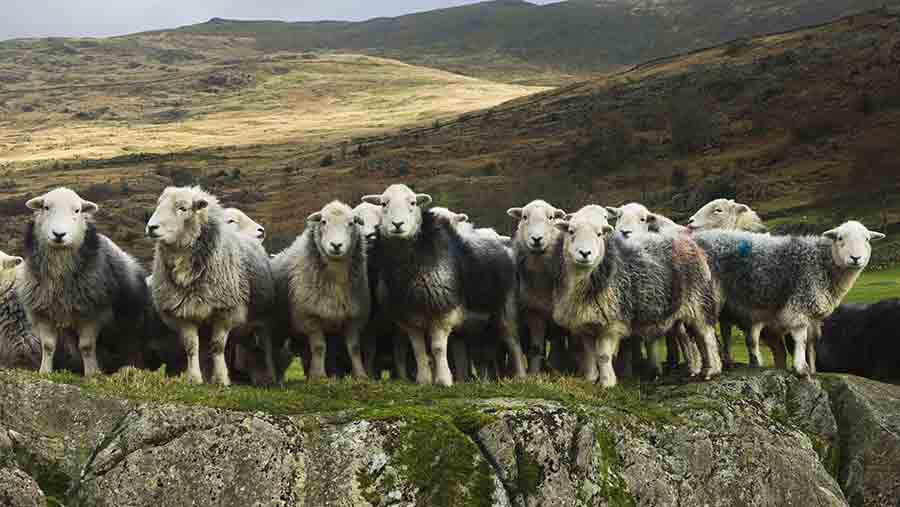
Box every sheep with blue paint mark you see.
[694,221,884,376]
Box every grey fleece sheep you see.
[507,199,571,374]
[362,183,527,386]
[147,186,275,386]
[694,221,884,376]
[16,188,151,376]
[271,201,371,380]
[0,252,39,370]
[552,205,722,387]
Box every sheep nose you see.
[330,241,343,251]
[850,255,861,264]
[146,224,160,237]
[578,249,591,260]
[258,227,266,237]
[621,230,632,238]
[52,231,66,241]
[366,232,378,240]
[391,221,404,231]
[530,235,543,246]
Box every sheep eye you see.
[714,209,723,213]
[640,218,646,223]
[568,229,575,235]
[227,220,237,224]
[410,201,417,207]
[43,206,50,211]
[75,209,81,214]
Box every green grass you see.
[844,266,900,303]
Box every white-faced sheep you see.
[0,252,39,370]
[271,201,371,380]
[224,208,266,244]
[607,202,687,239]
[552,205,722,387]
[15,188,151,376]
[507,200,573,374]
[686,198,785,368]
[146,186,275,385]
[607,203,699,375]
[687,198,767,233]
[694,221,884,376]
[362,184,526,386]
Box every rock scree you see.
[0,369,898,507]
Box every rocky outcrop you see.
[0,369,897,507]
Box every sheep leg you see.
[306,329,328,381]
[393,337,412,381]
[450,339,471,383]
[344,327,368,379]
[76,320,102,377]
[689,322,723,380]
[673,323,701,376]
[746,323,764,368]
[769,332,788,370]
[665,335,680,370]
[498,303,527,378]
[581,337,600,382]
[361,333,377,378]
[524,314,547,375]
[720,320,734,368]
[179,324,203,384]
[807,323,820,374]
[209,323,232,386]
[33,320,58,374]
[596,332,621,388]
[644,338,662,379]
[430,324,455,387]
[790,325,810,377]
[404,327,433,385]
[257,329,278,386]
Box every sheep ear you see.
[81,200,99,214]
[353,215,365,226]
[605,207,622,219]
[507,207,523,220]
[457,214,469,223]
[735,204,751,214]
[362,195,383,205]
[192,199,208,211]
[307,212,323,223]
[822,228,840,241]
[26,197,44,210]
[552,209,566,220]
[646,214,658,223]
[1,256,23,270]
[415,194,432,206]
[869,231,886,241]
[564,213,574,221]
[554,221,570,232]
[647,214,660,232]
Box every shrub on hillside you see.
[668,91,719,155]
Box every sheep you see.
[146,186,275,385]
[224,208,266,244]
[693,221,884,376]
[15,188,151,376]
[271,201,371,380]
[430,206,512,245]
[813,299,900,380]
[507,200,575,374]
[607,202,687,239]
[686,198,783,368]
[362,184,526,386]
[687,198,768,233]
[0,252,39,370]
[552,205,722,387]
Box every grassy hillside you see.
[157,0,900,83]
[1,9,899,276]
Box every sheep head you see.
[555,205,613,269]
[224,208,265,244]
[147,186,218,247]
[308,201,362,260]
[26,187,98,249]
[823,221,885,270]
[508,199,566,254]
[361,184,431,240]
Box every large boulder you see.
[0,369,897,507]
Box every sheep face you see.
[429,207,469,228]
[609,202,657,239]
[146,187,213,246]
[224,208,265,243]
[308,201,362,260]
[687,198,752,231]
[508,200,566,253]
[556,205,613,269]
[823,221,885,270]
[0,250,23,271]
[352,202,382,242]
[26,187,98,249]
[361,184,432,240]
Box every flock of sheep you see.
[0,183,886,388]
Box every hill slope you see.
[1,9,899,272]
[163,0,900,82]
